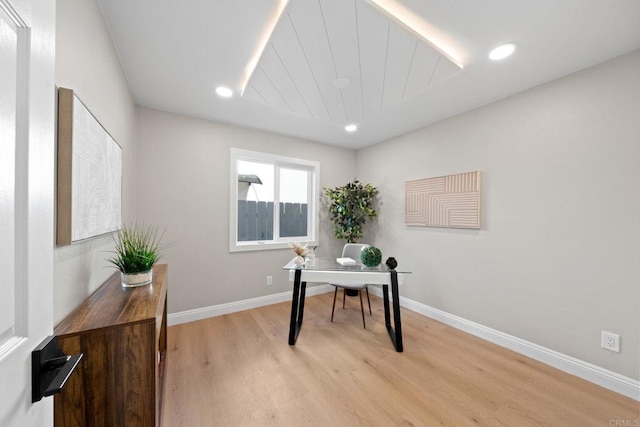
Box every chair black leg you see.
[342,288,346,309]
[331,287,338,322]
[365,286,372,315]
[359,290,366,328]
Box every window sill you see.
[229,239,318,253]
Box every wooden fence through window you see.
[237,201,307,241]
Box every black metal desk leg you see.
[298,280,307,324]
[382,284,391,327]
[390,270,403,352]
[288,270,308,345]
[383,271,403,352]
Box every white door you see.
[0,0,56,425]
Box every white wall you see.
[357,50,640,380]
[135,107,356,314]
[54,0,137,323]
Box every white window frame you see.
[229,148,320,252]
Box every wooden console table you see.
[54,264,168,427]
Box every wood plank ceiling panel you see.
[242,84,267,105]
[244,0,462,126]
[430,54,462,85]
[285,0,346,124]
[258,44,310,117]
[356,0,389,120]
[269,13,330,121]
[404,41,441,99]
[382,22,419,109]
[247,67,291,112]
[319,0,363,124]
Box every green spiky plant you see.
[323,179,378,243]
[107,224,164,274]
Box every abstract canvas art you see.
[405,171,481,229]
[56,88,122,245]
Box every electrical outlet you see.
[601,331,620,352]
[266,276,273,287]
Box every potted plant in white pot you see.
[107,224,164,287]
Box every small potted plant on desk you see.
[107,224,164,288]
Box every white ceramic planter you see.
[121,269,153,288]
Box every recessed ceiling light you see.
[489,43,518,61]
[345,124,357,132]
[215,86,233,98]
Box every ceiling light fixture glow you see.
[239,0,290,96]
[215,86,233,98]
[345,124,358,132]
[489,43,518,61]
[363,0,463,69]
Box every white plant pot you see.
[121,269,153,288]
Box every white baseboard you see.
[170,285,639,401]
[381,290,639,401]
[168,284,334,326]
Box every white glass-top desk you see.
[283,258,411,352]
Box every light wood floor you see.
[161,292,639,426]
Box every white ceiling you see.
[98,0,640,149]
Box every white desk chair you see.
[330,243,372,328]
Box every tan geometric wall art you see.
[405,171,481,229]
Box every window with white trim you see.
[229,148,319,252]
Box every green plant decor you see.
[107,224,164,274]
[324,179,378,243]
[361,246,382,267]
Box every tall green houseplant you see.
[324,179,378,243]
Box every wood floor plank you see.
[162,293,639,426]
